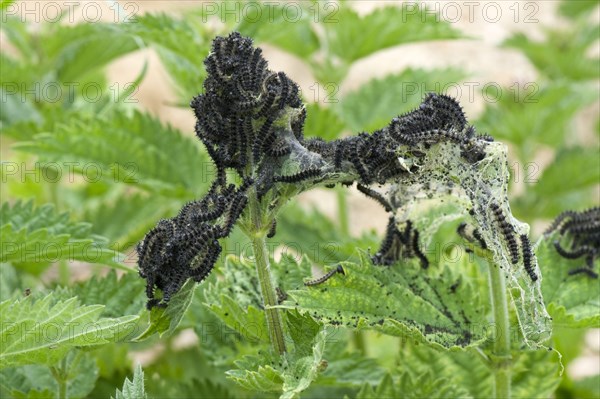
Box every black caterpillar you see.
[137,32,494,308]
[547,207,600,278]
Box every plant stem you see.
[488,262,511,399]
[336,187,349,236]
[50,357,68,399]
[247,192,287,355]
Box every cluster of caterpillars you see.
[137,32,498,306]
[545,207,600,278]
[137,174,252,308]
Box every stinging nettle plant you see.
[2,2,598,397]
[134,32,585,397]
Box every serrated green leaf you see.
[118,13,210,103]
[518,148,600,219]
[60,270,146,318]
[559,0,599,19]
[0,201,130,272]
[356,371,469,399]
[275,203,380,267]
[13,110,211,198]
[394,341,561,398]
[283,251,489,349]
[0,294,138,369]
[504,25,599,81]
[476,82,597,153]
[134,279,196,340]
[303,103,347,140]
[236,1,319,59]
[335,68,466,132]
[112,364,146,399]
[324,4,461,64]
[0,350,98,399]
[227,329,327,398]
[537,235,600,328]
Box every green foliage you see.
[112,364,146,399]
[0,201,128,272]
[0,294,138,369]
[1,0,597,397]
[285,251,489,349]
[537,235,600,327]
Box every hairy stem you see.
[336,187,350,236]
[488,261,511,398]
[50,357,68,399]
[247,191,287,355]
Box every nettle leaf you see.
[519,147,600,219]
[236,1,319,59]
[283,251,490,349]
[356,371,469,399]
[395,341,561,398]
[0,294,138,369]
[504,24,599,81]
[204,256,268,343]
[112,364,147,399]
[227,317,327,398]
[324,4,462,63]
[335,68,466,132]
[536,234,600,328]
[135,279,196,340]
[476,82,597,151]
[0,201,128,272]
[0,351,98,399]
[61,270,146,318]
[275,203,380,267]
[43,23,139,83]
[559,0,599,19]
[13,110,211,198]
[303,103,346,140]
[83,191,178,248]
[119,13,210,102]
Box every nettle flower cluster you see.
[137,32,543,309]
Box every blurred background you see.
[1,0,598,397]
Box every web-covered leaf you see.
[0,294,138,369]
[0,201,128,272]
[334,68,466,132]
[112,364,147,399]
[13,110,211,198]
[536,234,600,328]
